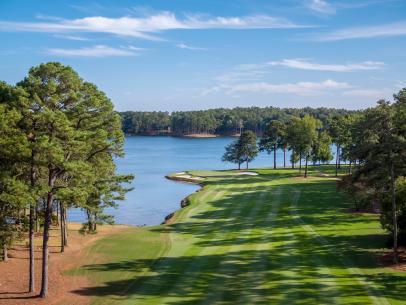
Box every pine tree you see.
[287,115,321,177]
[238,131,258,169]
[259,120,286,169]
[0,83,33,263]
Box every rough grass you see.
[66,166,406,305]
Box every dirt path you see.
[0,223,131,305]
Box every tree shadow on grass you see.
[71,249,406,305]
[71,173,406,304]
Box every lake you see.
[68,136,335,226]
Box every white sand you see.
[237,172,258,176]
[176,174,204,180]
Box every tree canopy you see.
[0,62,133,297]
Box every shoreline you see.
[183,133,218,138]
[124,134,239,138]
[163,173,204,224]
[66,174,202,228]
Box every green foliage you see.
[120,107,355,136]
[239,130,258,166]
[121,111,170,135]
[0,82,34,254]
[343,89,406,253]
[222,140,244,169]
[381,176,406,244]
[287,115,322,162]
[222,130,258,169]
[259,120,286,153]
[311,131,333,164]
[0,62,133,293]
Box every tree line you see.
[0,62,133,298]
[223,89,406,263]
[120,107,355,136]
[222,114,332,177]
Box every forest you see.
[120,107,355,136]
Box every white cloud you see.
[214,59,385,83]
[342,89,386,98]
[314,21,406,41]
[176,43,206,50]
[202,79,352,96]
[305,0,392,15]
[44,45,140,57]
[229,79,351,95]
[213,62,277,83]
[268,59,385,72]
[124,45,146,51]
[0,12,306,40]
[306,0,336,14]
[395,81,406,90]
[54,34,90,41]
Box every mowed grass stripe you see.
[258,184,339,305]
[237,184,283,304]
[68,168,406,305]
[243,185,283,304]
[169,187,265,304]
[285,188,340,304]
[160,182,267,305]
[200,182,274,304]
[126,183,264,304]
[288,187,390,305]
[124,186,230,303]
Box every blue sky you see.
[0,0,405,111]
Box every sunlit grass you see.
[66,167,406,305]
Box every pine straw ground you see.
[0,223,131,305]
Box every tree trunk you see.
[283,146,286,168]
[291,149,295,169]
[29,204,35,292]
[335,145,340,177]
[86,209,92,233]
[63,207,68,246]
[304,155,308,178]
[299,153,302,174]
[246,161,249,169]
[60,202,65,253]
[35,204,40,232]
[3,243,8,261]
[337,145,341,170]
[56,204,59,226]
[390,160,398,264]
[273,144,277,169]
[29,154,36,293]
[40,180,55,298]
[348,161,352,175]
[238,162,241,170]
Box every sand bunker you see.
[176,174,204,180]
[237,172,258,176]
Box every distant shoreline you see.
[183,133,218,138]
[125,133,240,138]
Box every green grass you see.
[67,166,406,305]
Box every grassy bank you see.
[66,166,406,305]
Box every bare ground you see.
[378,248,406,272]
[0,223,130,305]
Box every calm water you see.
[68,136,334,226]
